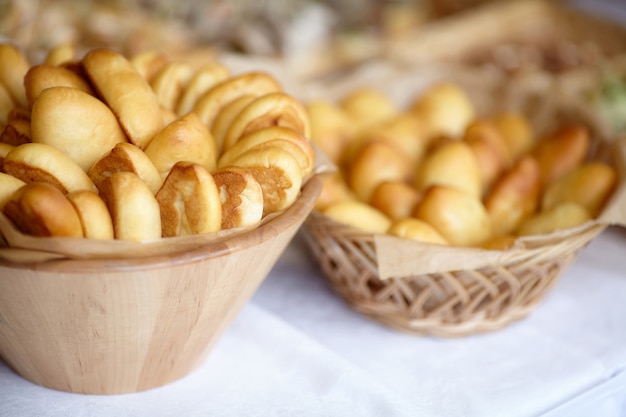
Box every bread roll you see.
[541,162,617,217]
[0,82,15,127]
[0,172,25,209]
[175,62,231,116]
[4,142,97,193]
[0,43,29,108]
[0,108,31,146]
[156,161,222,237]
[491,112,535,162]
[82,48,163,149]
[218,126,315,179]
[369,180,421,221]
[533,124,589,185]
[30,86,127,171]
[323,200,392,234]
[144,112,217,178]
[314,172,356,211]
[414,140,482,198]
[306,100,356,164]
[2,182,83,237]
[193,72,281,130]
[517,202,591,236]
[43,43,76,66]
[484,156,541,237]
[88,142,163,194]
[348,140,413,202]
[222,91,311,152]
[410,82,474,140]
[0,143,14,170]
[150,61,194,111]
[414,185,491,247]
[24,64,94,108]
[66,190,115,239]
[388,217,448,245]
[212,166,264,229]
[99,171,161,241]
[210,94,257,151]
[225,146,303,216]
[340,87,397,131]
[130,50,169,83]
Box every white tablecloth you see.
[1,225,624,417]
[2,1,626,416]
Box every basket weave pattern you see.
[303,211,606,337]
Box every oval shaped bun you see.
[2,182,83,237]
[24,64,94,108]
[30,86,127,171]
[67,190,115,239]
[175,62,230,116]
[0,43,29,108]
[82,48,163,149]
[4,142,97,193]
[212,166,264,229]
[98,171,161,242]
[323,200,391,234]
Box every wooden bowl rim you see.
[0,176,322,273]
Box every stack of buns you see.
[0,43,314,242]
[309,82,617,249]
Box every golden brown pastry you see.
[43,43,76,66]
[2,182,83,237]
[414,140,482,199]
[369,180,422,221]
[314,172,356,211]
[218,126,315,179]
[0,82,13,128]
[340,87,397,131]
[130,50,169,83]
[221,91,311,152]
[82,48,164,149]
[212,166,264,229]
[463,118,512,191]
[387,217,448,245]
[88,142,163,195]
[30,86,127,171]
[484,155,542,237]
[175,62,231,116]
[24,64,94,108]
[410,82,475,141]
[323,200,392,234]
[348,140,414,202]
[533,124,589,185]
[414,185,491,247]
[3,142,97,194]
[517,202,591,236]
[66,190,115,239]
[0,143,14,170]
[150,61,194,112]
[224,146,303,216]
[155,161,222,237]
[193,72,282,132]
[99,171,161,241]
[0,108,31,146]
[144,112,218,179]
[0,43,29,108]
[210,94,257,150]
[0,172,25,209]
[306,100,356,164]
[491,112,535,162]
[541,162,617,217]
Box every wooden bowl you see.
[0,176,322,395]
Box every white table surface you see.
[2,1,626,416]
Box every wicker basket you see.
[299,59,626,337]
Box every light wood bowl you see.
[0,176,322,395]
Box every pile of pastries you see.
[308,82,618,249]
[0,43,314,242]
